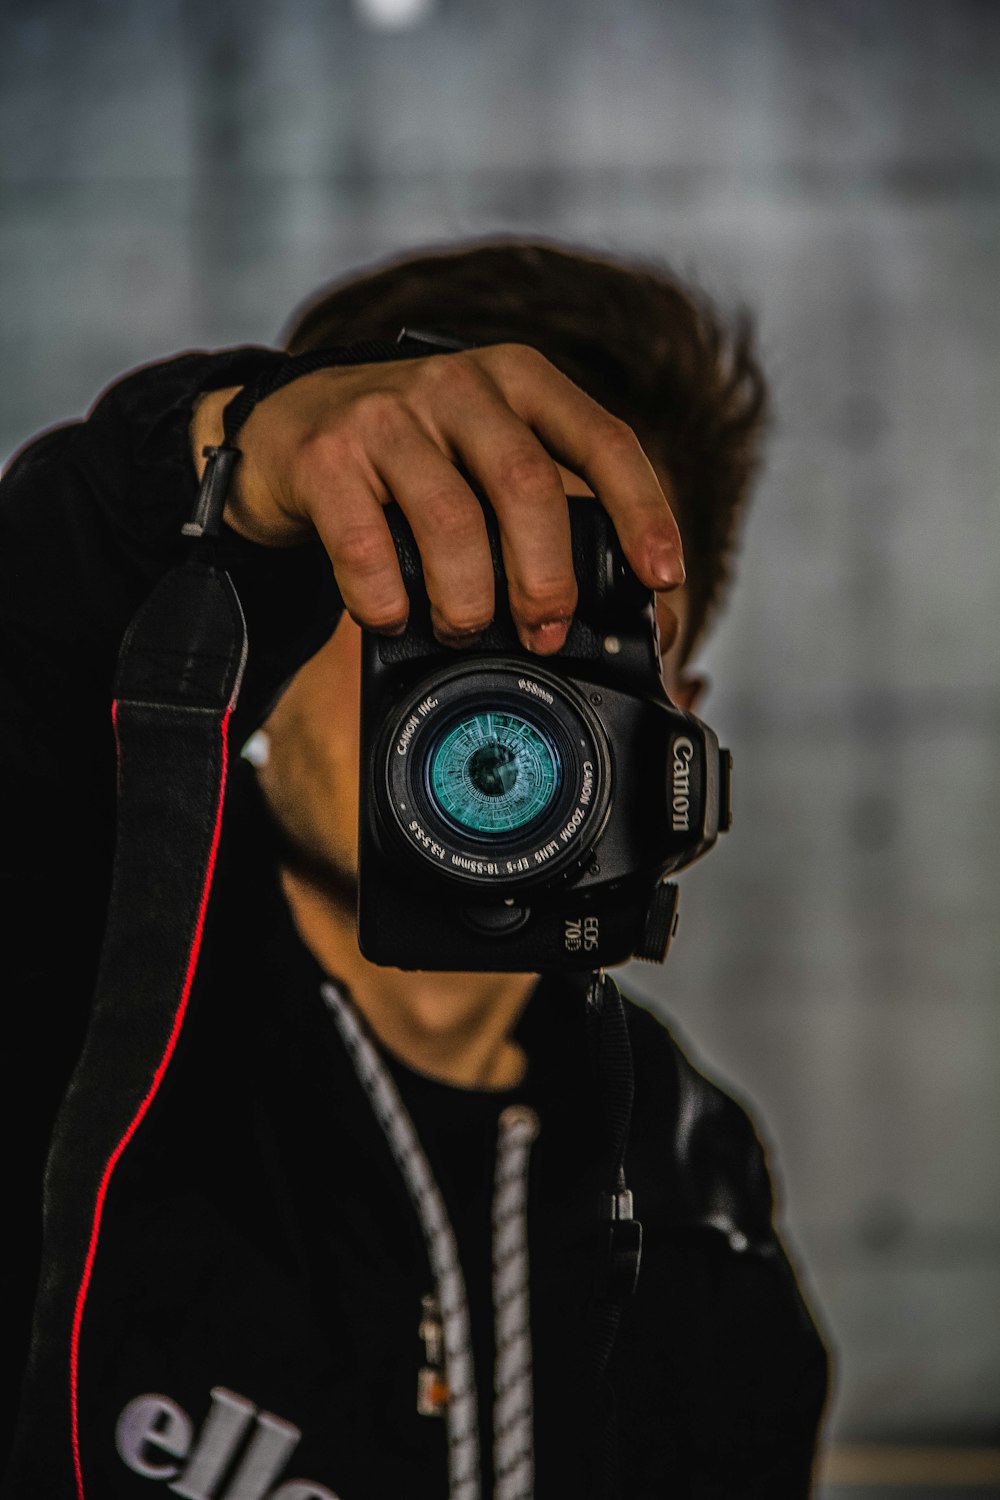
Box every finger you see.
[483,346,685,592]
[457,418,577,654]
[299,455,410,633]
[373,425,496,646]
[420,368,578,654]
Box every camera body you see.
[357,496,731,972]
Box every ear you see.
[670,672,709,713]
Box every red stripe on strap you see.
[69,704,232,1499]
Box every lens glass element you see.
[428,711,561,834]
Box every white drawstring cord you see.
[492,1104,540,1500]
[322,983,480,1500]
[321,984,540,1500]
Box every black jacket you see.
[0,351,828,1497]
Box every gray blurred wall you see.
[2,0,997,1447]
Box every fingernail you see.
[526,619,569,653]
[651,545,685,588]
[437,627,485,649]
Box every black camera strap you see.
[50,341,433,1491]
[585,970,643,1492]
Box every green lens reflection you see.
[428,711,560,834]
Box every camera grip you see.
[379,492,651,672]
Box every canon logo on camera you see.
[671,736,695,832]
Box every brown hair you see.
[283,238,768,660]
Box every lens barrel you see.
[378,659,612,890]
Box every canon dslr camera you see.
[358,496,732,971]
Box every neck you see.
[280,864,536,1090]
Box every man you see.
[2,241,827,1497]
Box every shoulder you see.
[620,993,777,1253]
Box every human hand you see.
[191,345,684,655]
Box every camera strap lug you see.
[601,1179,643,1300]
[586,971,643,1307]
[584,970,643,1497]
[182,444,241,540]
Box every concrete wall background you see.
[2,0,997,1446]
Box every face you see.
[255,574,699,906]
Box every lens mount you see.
[378,659,612,889]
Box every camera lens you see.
[428,711,561,834]
[380,661,611,889]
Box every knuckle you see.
[334,523,393,577]
[499,449,558,497]
[596,414,641,461]
[296,426,353,484]
[417,349,483,395]
[350,388,409,441]
[416,486,483,539]
[491,341,547,373]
